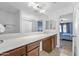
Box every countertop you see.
[0,32,57,54]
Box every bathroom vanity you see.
[42,34,57,53]
[0,41,40,56]
[0,33,57,56]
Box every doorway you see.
[59,13,73,56]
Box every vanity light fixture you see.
[28,2,35,7]
[39,10,46,13]
[28,2,39,10]
[28,2,46,14]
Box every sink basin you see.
[0,40,4,44]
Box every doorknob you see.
[70,34,77,37]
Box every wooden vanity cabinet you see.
[26,41,40,56]
[0,35,57,56]
[0,41,40,56]
[27,47,39,56]
[42,34,57,53]
[0,46,26,56]
[53,35,57,48]
[42,36,52,53]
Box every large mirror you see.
[45,20,56,31]
[45,20,50,30]
[31,20,56,32]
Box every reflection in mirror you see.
[32,20,43,32]
[45,20,56,30]
[46,21,49,30]
[32,20,56,32]
[50,20,53,29]
[37,21,43,32]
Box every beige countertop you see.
[0,32,57,53]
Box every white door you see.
[22,20,32,33]
[73,5,79,56]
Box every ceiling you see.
[61,13,73,20]
[60,13,73,23]
[35,2,72,11]
[0,2,19,13]
[0,2,78,16]
[45,2,75,14]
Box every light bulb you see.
[40,10,46,13]
[28,2,36,7]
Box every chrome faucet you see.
[0,40,4,44]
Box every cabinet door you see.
[1,46,26,56]
[52,36,55,49]
[54,35,57,48]
[27,47,39,56]
[52,35,57,49]
[27,41,40,52]
[42,37,52,53]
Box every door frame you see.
[72,5,79,56]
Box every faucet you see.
[43,31,49,34]
[0,40,4,44]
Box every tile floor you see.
[40,40,72,56]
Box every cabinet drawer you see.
[1,46,26,56]
[27,41,40,52]
[27,47,39,56]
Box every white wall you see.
[60,13,73,23]
[0,10,20,33]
